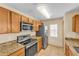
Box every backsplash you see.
[0,30,36,44]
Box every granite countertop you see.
[0,40,24,56]
[65,38,79,56]
[31,36,42,40]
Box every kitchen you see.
[0,4,47,56]
[0,3,79,56]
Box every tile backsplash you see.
[0,30,36,44]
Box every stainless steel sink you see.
[74,47,79,53]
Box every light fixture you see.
[37,6,50,18]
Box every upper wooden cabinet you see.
[11,12,21,32]
[33,20,36,31]
[33,20,39,31]
[0,7,11,34]
[72,15,79,32]
[38,21,41,26]
[0,7,43,33]
[32,20,42,32]
[37,20,43,26]
[22,16,29,23]
[29,18,33,24]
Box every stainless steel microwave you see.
[20,22,33,31]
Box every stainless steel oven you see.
[17,35,37,56]
[25,41,37,56]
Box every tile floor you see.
[36,45,64,56]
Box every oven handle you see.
[26,42,37,49]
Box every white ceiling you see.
[2,3,79,20]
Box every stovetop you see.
[20,39,37,45]
[17,35,37,49]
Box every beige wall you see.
[0,31,36,44]
[42,18,64,47]
[64,10,79,39]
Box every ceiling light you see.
[37,6,50,18]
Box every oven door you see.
[25,43,37,56]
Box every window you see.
[45,26,48,33]
[50,24,58,37]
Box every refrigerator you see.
[36,24,48,49]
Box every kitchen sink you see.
[74,47,79,53]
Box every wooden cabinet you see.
[65,43,69,56]
[33,20,36,31]
[11,12,21,32]
[36,37,42,52]
[65,43,73,56]
[36,25,39,31]
[33,20,40,31]
[72,15,79,32]
[38,20,42,26]
[9,48,25,56]
[29,18,33,24]
[0,7,43,33]
[22,16,29,23]
[0,7,11,33]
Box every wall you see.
[64,8,79,39]
[0,31,36,44]
[42,17,64,47]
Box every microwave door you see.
[21,22,33,30]
[23,25,28,30]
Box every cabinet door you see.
[75,15,79,32]
[33,20,41,31]
[11,12,21,32]
[68,48,73,56]
[36,21,40,31]
[29,18,33,24]
[72,15,79,32]
[0,7,10,33]
[65,43,70,56]
[36,25,39,31]
[22,16,29,23]
[72,16,76,32]
[33,20,36,31]
[9,48,25,56]
[39,20,42,26]
[37,38,42,52]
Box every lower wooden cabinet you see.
[36,37,42,52]
[65,43,73,56]
[9,48,25,56]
